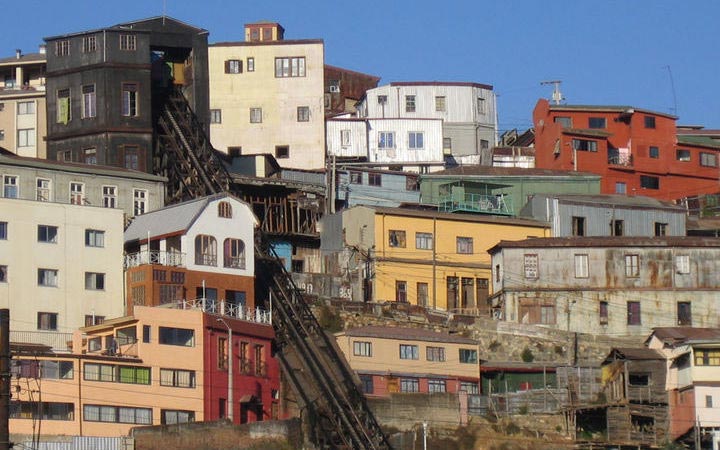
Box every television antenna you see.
[541,80,565,105]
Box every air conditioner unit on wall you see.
[329,85,340,93]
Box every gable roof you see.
[530,193,685,212]
[604,347,665,362]
[648,327,720,346]
[489,236,720,253]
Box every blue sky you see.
[3,1,719,132]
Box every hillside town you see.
[1,14,720,450]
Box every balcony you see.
[171,298,272,325]
[124,250,185,269]
[10,331,73,352]
[608,150,633,167]
[438,193,513,216]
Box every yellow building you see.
[208,22,325,170]
[340,206,550,313]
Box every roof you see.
[547,103,677,120]
[324,64,380,82]
[480,361,561,371]
[0,52,46,65]
[561,128,612,138]
[492,147,535,157]
[606,347,666,361]
[356,205,550,228]
[677,135,720,149]
[649,327,720,345]
[489,236,720,253]
[388,81,494,91]
[340,325,477,345]
[423,166,600,178]
[530,193,685,212]
[211,39,323,47]
[45,16,207,41]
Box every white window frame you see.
[133,189,148,215]
[17,101,35,115]
[210,109,222,124]
[36,178,51,202]
[246,57,255,72]
[274,57,306,78]
[574,254,589,278]
[85,229,105,248]
[82,85,96,118]
[17,129,36,147]
[85,272,105,290]
[3,175,18,198]
[70,182,85,205]
[524,254,539,279]
[625,254,640,277]
[297,106,310,122]
[38,269,58,287]
[676,255,690,274]
[435,96,446,112]
[102,186,117,208]
[249,107,262,123]
[352,341,372,357]
[408,132,424,149]
[378,132,395,149]
[415,232,433,250]
[121,83,138,117]
[340,129,351,147]
[119,34,137,51]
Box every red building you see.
[533,99,720,201]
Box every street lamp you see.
[217,317,233,423]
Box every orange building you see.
[533,99,720,201]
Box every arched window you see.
[223,238,245,269]
[195,235,217,266]
[218,201,232,218]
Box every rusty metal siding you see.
[16,436,132,450]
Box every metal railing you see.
[10,331,74,352]
[438,193,513,215]
[124,250,185,269]
[607,152,633,167]
[175,298,272,325]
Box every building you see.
[124,193,257,316]
[209,22,325,169]
[9,304,279,440]
[0,197,125,335]
[488,237,720,335]
[44,16,210,173]
[0,152,166,218]
[335,168,420,209]
[321,205,550,310]
[323,65,379,117]
[519,193,687,237]
[356,82,498,163]
[0,48,47,158]
[533,99,720,201]
[335,325,480,396]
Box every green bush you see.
[521,347,535,363]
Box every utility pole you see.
[0,309,10,450]
[540,80,564,105]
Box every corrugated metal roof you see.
[389,81,493,91]
[608,347,665,361]
[0,153,166,181]
[489,236,720,253]
[650,327,720,344]
[340,325,477,345]
[677,135,720,149]
[424,166,599,178]
[0,52,45,65]
[533,193,685,211]
[548,104,677,120]
[360,205,550,228]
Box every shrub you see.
[521,347,535,363]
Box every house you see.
[44,17,210,172]
[320,205,550,310]
[335,325,480,396]
[323,65,380,117]
[0,48,47,158]
[124,193,257,316]
[208,23,325,170]
[335,168,421,208]
[9,304,279,440]
[533,99,720,201]
[0,196,125,336]
[488,237,720,335]
[356,82,498,164]
[519,193,687,237]
[0,152,166,218]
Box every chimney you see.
[15,49,21,59]
[38,44,46,55]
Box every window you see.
[360,375,374,394]
[17,101,35,115]
[399,344,419,360]
[519,298,556,324]
[574,254,589,278]
[275,145,289,159]
[224,59,242,74]
[17,129,35,148]
[133,189,147,215]
[3,175,18,198]
[38,361,73,379]
[454,237,472,254]
[0,222,5,240]
[400,378,419,393]
[349,171,362,184]
[428,379,446,393]
[11,401,74,421]
[55,40,70,56]
[82,85,96,118]
[701,152,718,167]
[119,34,136,51]
[165,348,195,380]
[0,130,3,141]
[417,282,428,307]
[297,106,310,122]
[572,216,585,236]
[676,255,690,274]
[644,116,656,129]
[84,315,104,326]
[121,83,138,117]
[615,182,627,194]
[572,139,598,152]
[353,341,372,357]
[435,96,446,112]
[0,266,6,283]
[37,312,58,330]
[695,349,720,366]
[84,405,151,424]
[588,117,606,129]
[395,281,407,302]
[210,109,222,124]
[678,302,692,326]
[707,396,713,409]
[123,145,138,168]
[85,229,104,248]
[477,97,486,114]
[377,95,387,105]
[611,219,624,236]
[388,230,406,248]
[599,301,609,325]
[195,235,217,266]
[223,238,245,269]
[405,95,416,112]
[70,182,84,205]
[57,89,71,124]
[415,232,433,250]
[159,327,195,347]
[250,107,262,123]
[218,201,232,218]
[625,254,639,277]
[340,129,351,147]
[143,325,151,343]
[443,137,452,151]
[654,222,668,236]
[524,254,538,279]
[649,146,659,158]
[38,225,58,243]
[408,132,424,149]
[247,57,254,71]
[460,382,479,394]
[459,348,478,364]
[554,116,572,128]
[676,149,691,162]
[82,36,97,53]
[368,173,381,186]
[102,186,117,208]
[378,132,395,149]
[627,301,641,325]
[57,150,72,162]
[85,272,105,290]
[274,57,305,77]
[83,147,97,165]
[481,139,490,150]
[162,409,195,425]
[426,346,445,362]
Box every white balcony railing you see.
[124,251,185,269]
[175,298,272,325]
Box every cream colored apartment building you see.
[208,22,326,170]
